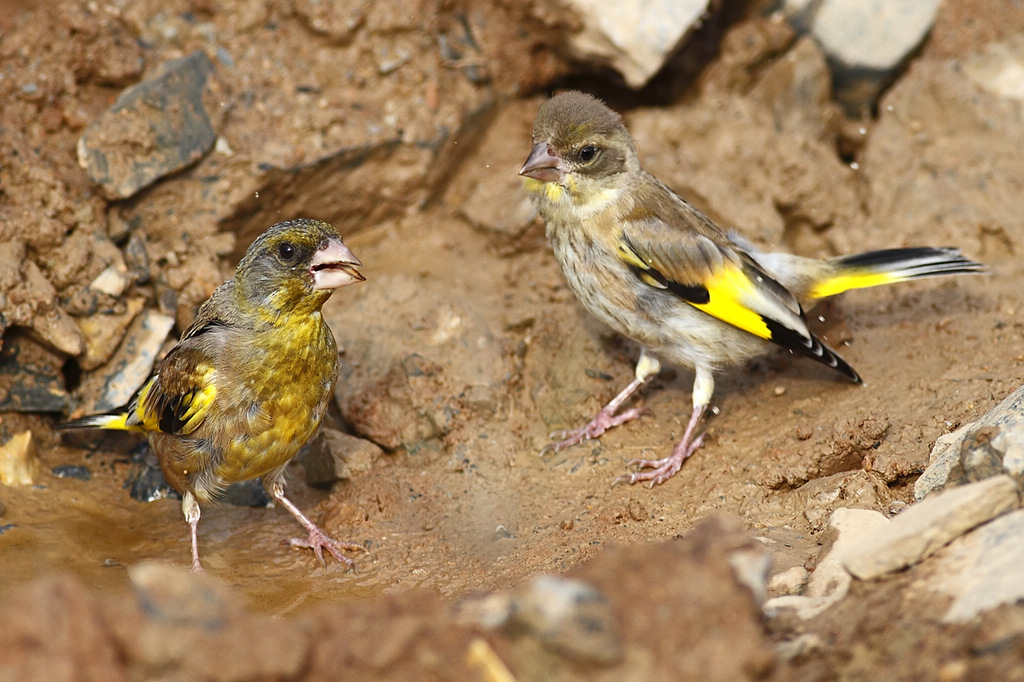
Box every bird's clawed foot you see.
[614,432,705,487]
[287,526,367,570]
[542,406,650,455]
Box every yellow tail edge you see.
[810,247,985,300]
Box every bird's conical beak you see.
[519,143,564,183]
[311,238,365,290]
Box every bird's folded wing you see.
[616,220,813,346]
[132,342,218,436]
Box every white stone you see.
[89,310,175,413]
[768,565,810,596]
[997,425,1024,476]
[844,475,1020,581]
[811,0,940,70]
[565,0,710,88]
[809,0,941,110]
[927,509,1024,623]
[729,545,773,606]
[764,508,888,619]
[89,265,130,297]
[962,34,1024,102]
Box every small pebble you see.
[52,465,92,481]
[0,431,39,486]
[509,575,623,665]
[768,566,810,596]
[493,525,516,540]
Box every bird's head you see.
[519,91,639,201]
[234,219,364,316]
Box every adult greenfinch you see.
[65,219,366,570]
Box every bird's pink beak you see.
[519,142,564,183]
[310,238,365,290]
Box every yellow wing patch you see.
[691,266,772,340]
[617,242,669,289]
[136,364,217,435]
[174,378,217,435]
[618,234,774,340]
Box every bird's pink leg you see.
[267,482,366,569]
[544,351,661,454]
[615,404,706,486]
[182,492,204,573]
[615,364,715,486]
[545,377,648,453]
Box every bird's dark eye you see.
[278,242,296,261]
[579,145,599,162]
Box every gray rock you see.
[563,0,712,88]
[125,442,178,504]
[915,423,974,500]
[74,310,175,415]
[78,51,222,199]
[77,297,147,371]
[508,575,623,665]
[304,428,383,486]
[748,36,834,141]
[1001,427,1024,477]
[916,384,1024,500]
[843,475,1020,581]
[0,333,70,413]
[927,509,1024,623]
[808,0,942,113]
[51,465,92,481]
[455,575,624,665]
[950,426,1011,483]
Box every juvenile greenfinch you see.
[65,219,366,571]
[520,91,984,486]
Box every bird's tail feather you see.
[61,412,133,431]
[810,247,985,300]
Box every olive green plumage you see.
[65,218,366,571]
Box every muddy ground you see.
[2,0,1024,680]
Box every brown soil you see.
[2,0,1024,680]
